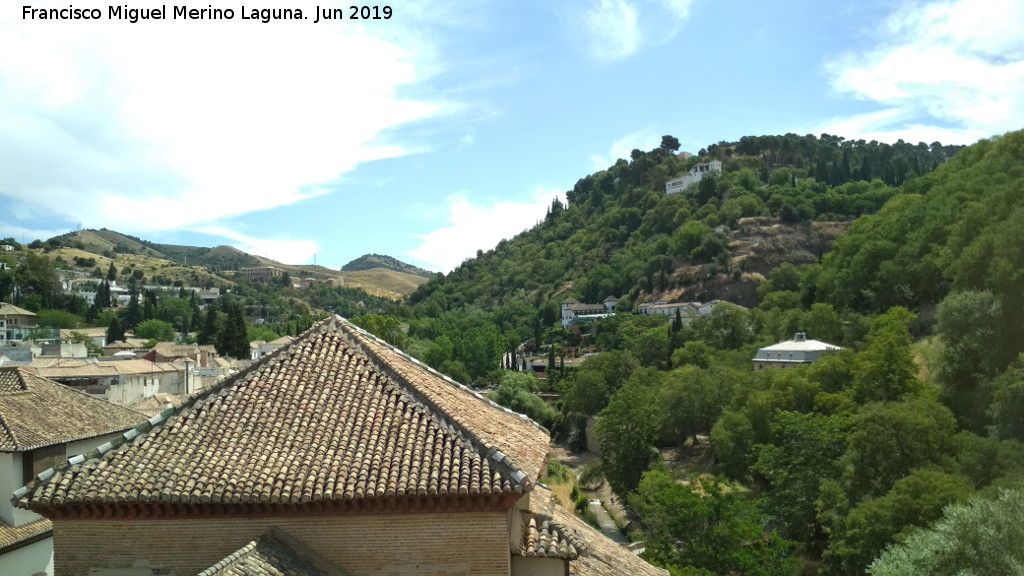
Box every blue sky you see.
[1,0,1021,272]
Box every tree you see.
[94,280,111,309]
[134,319,176,342]
[218,302,248,359]
[987,357,1024,442]
[198,308,219,346]
[124,281,142,330]
[596,373,663,495]
[935,290,1003,431]
[631,467,799,576]
[853,308,921,403]
[106,261,117,282]
[710,411,755,482]
[842,399,958,503]
[753,411,849,549]
[824,469,973,575]
[660,135,681,153]
[870,489,1024,576]
[106,315,125,343]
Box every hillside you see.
[342,253,435,278]
[407,134,959,318]
[46,230,427,299]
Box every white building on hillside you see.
[665,159,722,194]
[752,332,841,369]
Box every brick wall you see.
[53,512,510,576]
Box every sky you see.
[1,0,1022,273]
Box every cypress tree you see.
[106,315,125,343]
[198,308,218,346]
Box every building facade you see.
[0,303,37,342]
[665,159,723,194]
[752,332,842,369]
[0,366,145,576]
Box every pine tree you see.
[106,262,117,282]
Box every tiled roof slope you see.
[199,528,351,576]
[0,518,52,553]
[524,486,669,576]
[520,513,584,559]
[343,320,549,481]
[0,302,35,317]
[17,318,531,509]
[0,366,146,452]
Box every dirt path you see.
[549,443,630,539]
[588,499,629,544]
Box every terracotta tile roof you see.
[524,486,668,576]
[60,327,107,339]
[520,513,584,559]
[105,359,180,375]
[32,363,120,380]
[0,366,146,452]
[199,527,351,576]
[16,317,538,509]
[0,302,36,317]
[151,342,201,359]
[0,518,52,553]
[128,393,185,418]
[345,322,550,481]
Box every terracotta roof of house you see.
[60,327,108,339]
[344,322,549,481]
[519,513,584,559]
[0,518,52,553]
[0,302,36,317]
[151,342,201,359]
[0,366,146,452]
[569,303,607,313]
[15,317,546,510]
[199,528,351,576]
[128,393,185,418]
[524,486,668,576]
[31,362,120,380]
[267,336,296,347]
[105,359,180,375]
[103,341,136,350]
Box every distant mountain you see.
[47,229,428,299]
[341,254,435,278]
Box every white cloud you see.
[591,129,662,168]
[823,0,1024,144]
[0,1,448,237]
[571,0,694,61]
[408,188,557,272]
[584,0,640,61]
[194,226,319,265]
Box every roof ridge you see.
[338,317,548,435]
[335,317,532,487]
[337,317,543,489]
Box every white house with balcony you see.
[665,160,723,194]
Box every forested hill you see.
[811,129,1024,432]
[407,133,960,316]
[351,131,1024,576]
